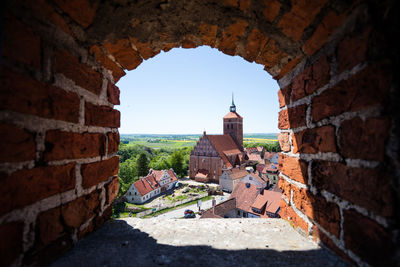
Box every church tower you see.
[223,94,243,150]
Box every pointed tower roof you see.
[224,93,242,119]
[230,92,236,112]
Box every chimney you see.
[245,183,250,188]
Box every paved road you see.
[155,193,230,219]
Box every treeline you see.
[243,141,281,152]
[117,143,191,197]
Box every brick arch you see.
[1,0,398,266]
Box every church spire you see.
[230,93,236,112]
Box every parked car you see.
[184,209,195,218]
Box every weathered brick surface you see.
[292,125,336,154]
[278,154,308,184]
[278,177,291,201]
[85,102,120,128]
[257,39,288,71]
[55,50,103,95]
[89,45,126,82]
[106,176,119,205]
[0,221,23,266]
[278,105,307,129]
[291,56,330,102]
[312,161,393,217]
[107,82,120,105]
[244,29,268,62]
[218,20,248,56]
[263,0,281,22]
[278,86,291,108]
[0,164,75,216]
[0,123,35,163]
[278,0,327,41]
[44,131,105,161]
[292,188,340,237]
[344,210,395,266]
[280,204,308,234]
[62,191,100,228]
[312,63,390,122]
[37,207,64,246]
[0,68,80,122]
[339,117,389,161]
[275,56,302,79]
[303,11,346,56]
[198,24,218,47]
[129,37,160,60]
[81,156,119,189]
[54,0,98,28]
[337,29,370,73]
[103,39,143,70]
[94,205,112,229]
[2,15,40,69]
[107,132,120,154]
[278,132,290,152]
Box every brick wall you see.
[1,0,398,266]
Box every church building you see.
[189,97,246,182]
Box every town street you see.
[154,192,230,219]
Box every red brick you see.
[339,117,389,161]
[181,38,197,49]
[264,0,281,22]
[303,11,346,56]
[0,222,23,266]
[278,105,307,130]
[292,188,340,237]
[0,164,75,216]
[278,177,291,200]
[78,220,94,240]
[275,56,302,80]
[278,0,327,41]
[54,0,98,28]
[26,0,73,36]
[0,68,80,122]
[55,49,103,95]
[312,63,391,122]
[108,132,120,154]
[2,15,40,69]
[292,125,336,154]
[0,123,35,163]
[218,20,248,56]
[44,131,105,161]
[198,24,218,47]
[129,38,160,60]
[85,102,120,128]
[344,210,395,266]
[278,154,308,184]
[337,29,370,73]
[280,204,308,234]
[310,226,355,265]
[81,156,119,189]
[103,39,143,70]
[256,39,288,70]
[312,161,393,217]
[37,207,64,246]
[278,86,291,108]
[89,45,126,82]
[278,132,290,152]
[94,205,112,229]
[62,191,100,228]
[107,82,120,105]
[106,176,119,205]
[244,29,268,62]
[223,0,251,11]
[291,56,330,102]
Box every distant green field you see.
[120,133,278,149]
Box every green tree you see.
[136,153,149,177]
[118,158,137,197]
[170,151,184,177]
[149,154,171,170]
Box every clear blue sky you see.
[116,46,279,134]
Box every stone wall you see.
[1,0,398,266]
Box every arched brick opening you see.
[1,0,398,266]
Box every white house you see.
[219,168,250,192]
[126,168,178,204]
[240,171,267,189]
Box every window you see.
[134,192,137,195]
[237,210,240,216]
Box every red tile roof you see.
[251,190,282,217]
[201,198,237,218]
[229,182,259,213]
[206,134,242,167]
[132,169,178,196]
[224,168,249,180]
[195,169,209,179]
[223,112,243,119]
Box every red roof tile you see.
[229,182,259,212]
[251,190,282,216]
[223,112,243,119]
[132,168,178,196]
[206,134,242,167]
[224,168,249,180]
